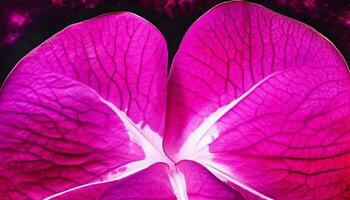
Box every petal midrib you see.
[46,71,171,163]
[177,71,283,161]
[44,160,154,200]
[40,71,173,199]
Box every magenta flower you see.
[1,1,350,200]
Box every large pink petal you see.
[47,161,244,200]
[51,163,176,200]
[177,160,243,200]
[166,1,350,199]
[0,12,168,199]
[207,62,350,199]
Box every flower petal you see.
[165,1,350,199]
[49,163,176,200]
[0,12,168,199]
[177,160,244,200]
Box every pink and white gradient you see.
[0,1,349,199]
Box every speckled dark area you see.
[0,0,349,84]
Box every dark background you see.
[0,0,349,84]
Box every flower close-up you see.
[0,1,350,200]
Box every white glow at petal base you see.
[99,96,172,165]
[169,168,189,200]
[177,71,282,162]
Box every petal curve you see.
[165,1,350,199]
[0,12,168,199]
[177,160,244,200]
[49,163,176,200]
